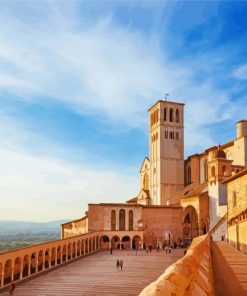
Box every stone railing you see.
[140,234,214,296]
[0,229,143,291]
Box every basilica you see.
[61,100,247,251]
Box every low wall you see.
[140,234,214,296]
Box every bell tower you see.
[149,99,185,205]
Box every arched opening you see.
[143,173,149,190]
[204,159,208,181]
[44,250,50,269]
[119,209,125,230]
[72,242,76,258]
[183,206,199,243]
[111,236,120,249]
[132,235,142,249]
[164,107,167,121]
[93,237,95,251]
[175,109,179,123]
[22,255,29,277]
[226,150,232,160]
[89,238,92,252]
[77,241,80,256]
[0,263,2,287]
[169,108,174,122]
[85,239,88,253]
[38,251,43,272]
[62,245,67,262]
[96,236,99,250]
[30,253,37,274]
[164,230,173,246]
[4,260,12,285]
[68,243,72,260]
[211,166,215,177]
[57,247,61,265]
[14,257,21,281]
[129,210,133,231]
[111,210,116,231]
[100,235,110,250]
[51,248,56,266]
[187,166,191,185]
[122,236,131,249]
[222,165,227,176]
[81,240,84,255]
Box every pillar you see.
[1,270,4,287]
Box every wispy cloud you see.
[233,64,247,80]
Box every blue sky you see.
[0,1,246,221]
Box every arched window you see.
[211,166,215,177]
[169,108,174,122]
[164,108,167,121]
[204,159,208,181]
[111,210,116,231]
[226,151,232,160]
[175,109,179,123]
[129,210,133,230]
[119,209,125,230]
[184,213,191,223]
[222,165,226,176]
[143,173,149,190]
[232,191,237,208]
[188,166,191,185]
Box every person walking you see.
[119,260,123,270]
[116,259,120,269]
[146,246,149,254]
[9,281,15,295]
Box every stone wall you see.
[140,234,214,296]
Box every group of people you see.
[116,259,123,270]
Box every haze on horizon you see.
[0,1,247,222]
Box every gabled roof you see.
[139,156,150,173]
[182,182,208,199]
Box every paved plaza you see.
[0,249,184,296]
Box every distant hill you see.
[0,219,70,235]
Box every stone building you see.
[62,100,247,248]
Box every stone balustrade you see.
[0,229,143,291]
[139,234,214,296]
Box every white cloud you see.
[0,147,137,221]
[233,64,247,80]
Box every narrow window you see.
[175,109,179,123]
[204,160,208,181]
[129,210,133,231]
[232,191,237,208]
[188,166,191,184]
[169,108,174,122]
[119,209,125,230]
[111,210,116,231]
[164,108,167,121]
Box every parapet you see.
[139,234,214,296]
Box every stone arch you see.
[22,255,29,277]
[51,247,56,266]
[119,209,125,230]
[129,210,133,231]
[44,249,50,269]
[164,107,167,121]
[111,210,116,231]
[4,259,12,285]
[77,240,81,256]
[211,166,215,177]
[57,246,62,264]
[14,257,22,281]
[30,253,37,274]
[100,235,110,250]
[81,240,84,255]
[111,236,120,249]
[132,235,142,249]
[0,262,2,287]
[62,245,67,262]
[164,230,173,246]
[122,235,131,249]
[169,108,174,122]
[143,173,149,190]
[85,239,88,253]
[68,243,72,260]
[175,109,179,123]
[38,250,43,272]
[72,242,76,258]
[183,206,199,243]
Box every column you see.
[28,261,31,276]
[130,238,133,249]
[75,243,78,258]
[1,270,4,287]
[20,261,23,279]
